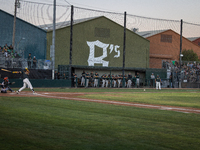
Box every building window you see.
[95,27,110,38]
[161,34,172,43]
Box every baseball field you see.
[0,88,200,150]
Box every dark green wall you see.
[46,16,149,69]
[0,10,47,59]
[9,79,71,88]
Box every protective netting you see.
[1,0,199,37]
[0,0,200,87]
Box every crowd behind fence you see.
[0,56,52,70]
[162,60,200,87]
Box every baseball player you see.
[94,72,99,87]
[105,74,109,88]
[90,71,94,87]
[123,74,127,87]
[101,74,106,87]
[85,72,90,87]
[135,72,140,88]
[155,74,161,90]
[118,73,122,88]
[16,68,35,94]
[1,77,15,93]
[113,75,117,88]
[127,72,132,88]
[81,70,86,86]
[73,73,77,87]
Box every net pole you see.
[179,19,183,68]
[122,11,126,88]
[52,0,56,80]
[69,5,74,84]
[12,0,18,49]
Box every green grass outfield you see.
[0,88,200,150]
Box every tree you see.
[182,49,199,61]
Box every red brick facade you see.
[147,30,200,68]
[192,37,200,47]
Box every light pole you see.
[12,0,20,49]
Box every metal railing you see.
[0,56,52,70]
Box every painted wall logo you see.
[87,40,121,67]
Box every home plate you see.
[9,93,16,95]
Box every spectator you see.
[197,63,200,69]
[9,44,13,50]
[62,73,66,79]
[150,73,155,87]
[57,72,60,80]
[54,71,58,79]
[189,62,193,69]
[27,53,32,68]
[4,49,8,58]
[4,44,9,49]
[32,56,37,69]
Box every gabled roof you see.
[136,29,168,38]
[0,9,46,32]
[42,15,149,42]
[187,37,200,41]
[137,29,200,48]
[39,16,99,31]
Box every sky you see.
[21,0,200,23]
[0,0,199,37]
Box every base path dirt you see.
[1,91,200,114]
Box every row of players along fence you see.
[72,76,170,88]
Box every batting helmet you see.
[4,77,8,81]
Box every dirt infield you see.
[1,91,200,114]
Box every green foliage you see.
[182,49,199,61]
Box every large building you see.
[45,16,150,78]
[138,29,200,68]
[0,9,47,59]
[188,37,200,47]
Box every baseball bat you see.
[1,69,20,74]
[1,68,12,72]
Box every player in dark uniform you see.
[105,74,109,87]
[123,74,127,87]
[90,71,94,87]
[1,77,15,93]
[81,70,86,86]
[94,72,99,87]
[135,72,140,88]
[127,72,132,88]
[114,75,118,87]
[101,74,106,87]
[85,72,90,87]
[16,68,35,94]
[155,74,161,90]
[73,73,77,87]
[118,73,122,88]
